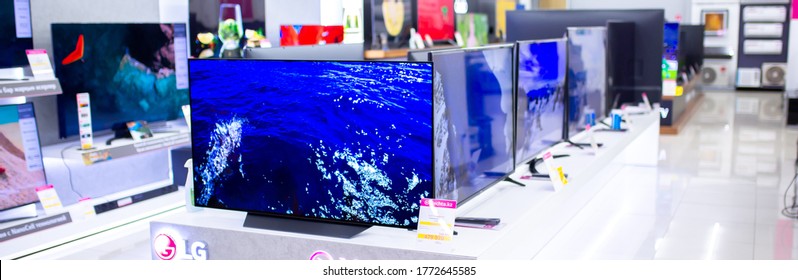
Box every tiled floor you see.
[46,90,798,260]
[535,91,798,260]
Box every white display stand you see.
[0,78,62,98]
[150,112,660,260]
[0,181,184,259]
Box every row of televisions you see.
[186,27,629,234]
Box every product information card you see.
[25,50,55,80]
[417,198,456,242]
[542,151,568,192]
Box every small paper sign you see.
[642,93,653,111]
[25,49,55,79]
[542,152,568,191]
[417,198,456,242]
[35,185,63,215]
[586,124,599,154]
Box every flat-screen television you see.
[663,23,679,61]
[0,103,45,211]
[366,0,413,49]
[189,0,266,58]
[567,27,607,137]
[52,23,190,138]
[0,0,33,69]
[279,25,345,46]
[189,59,434,229]
[406,46,460,61]
[678,25,704,74]
[515,39,567,165]
[506,9,664,105]
[244,44,364,60]
[416,0,455,41]
[431,45,514,203]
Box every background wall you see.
[569,0,689,21]
[788,1,797,97]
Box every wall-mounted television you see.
[52,23,190,138]
[566,27,607,138]
[416,0,455,41]
[0,0,33,69]
[431,45,514,203]
[515,39,567,165]
[0,103,45,212]
[190,59,434,230]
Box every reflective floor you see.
[535,91,798,260]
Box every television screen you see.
[52,23,190,138]
[567,27,607,137]
[663,23,680,83]
[431,45,514,203]
[279,25,345,46]
[0,103,45,211]
[369,0,413,49]
[515,39,566,165]
[190,60,434,228]
[189,0,266,58]
[0,0,33,69]
[417,0,455,41]
[456,13,489,47]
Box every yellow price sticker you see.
[557,166,568,185]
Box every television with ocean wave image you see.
[189,59,434,234]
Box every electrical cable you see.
[60,145,84,199]
[781,173,798,219]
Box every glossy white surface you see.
[535,91,798,260]
[30,91,798,260]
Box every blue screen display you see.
[568,27,607,136]
[431,46,514,203]
[515,39,567,165]
[664,23,680,61]
[189,60,434,228]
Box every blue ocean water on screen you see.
[190,60,433,227]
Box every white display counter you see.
[149,112,660,260]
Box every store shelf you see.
[149,112,660,260]
[0,78,62,98]
[0,181,185,259]
[363,48,411,60]
[66,131,191,166]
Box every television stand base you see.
[243,214,371,239]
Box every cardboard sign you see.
[25,49,55,79]
[35,185,63,215]
[542,152,568,191]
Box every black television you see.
[678,25,704,76]
[515,39,567,166]
[506,9,664,106]
[0,0,33,69]
[406,46,460,61]
[566,27,607,138]
[0,103,46,215]
[431,44,515,203]
[189,59,434,235]
[52,23,190,138]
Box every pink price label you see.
[35,184,54,192]
[543,151,552,160]
[421,198,457,209]
[26,49,47,55]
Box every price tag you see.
[35,185,63,215]
[542,151,568,192]
[642,93,653,111]
[586,124,599,154]
[25,49,55,79]
[417,198,456,242]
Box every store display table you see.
[150,112,660,260]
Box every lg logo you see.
[153,232,208,260]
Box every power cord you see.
[60,145,84,199]
[781,173,798,219]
